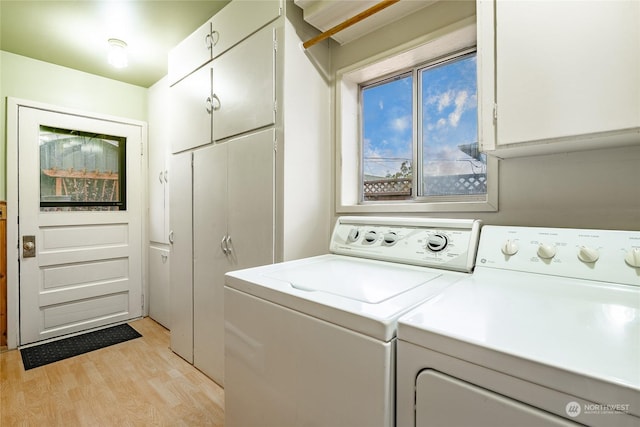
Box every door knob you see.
[23,235,36,258]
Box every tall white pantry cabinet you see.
[161,0,331,386]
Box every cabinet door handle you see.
[159,171,164,183]
[220,235,228,255]
[211,93,221,111]
[164,170,168,183]
[205,96,213,114]
[169,230,174,244]
[225,235,233,254]
[205,30,219,50]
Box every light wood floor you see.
[0,317,225,426]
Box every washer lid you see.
[264,258,440,303]
[225,254,463,341]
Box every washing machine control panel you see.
[477,225,640,286]
[330,217,482,272]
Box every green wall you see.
[0,50,148,200]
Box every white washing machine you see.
[397,225,640,427]
[224,216,482,427]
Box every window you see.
[362,52,484,202]
[337,22,497,213]
[39,126,127,211]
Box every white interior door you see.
[18,105,144,345]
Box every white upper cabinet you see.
[211,0,281,58]
[169,65,213,153]
[168,0,281,87]
[478,0,640,158]
[168,18,214,86]
[213,25,276,141]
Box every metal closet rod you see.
[302,0,401,50]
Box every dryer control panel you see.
[329,216,482,273]
[477,225,640,286]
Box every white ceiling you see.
[0,0,230,88]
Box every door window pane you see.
[39,126,126,211]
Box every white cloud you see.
[423,146,484,176]
[427,89,476,128]
[438,91,452,111]
[390,115,411,132]
[363,139,413,178]
[448,90,468,127]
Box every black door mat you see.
[20,324,142,370]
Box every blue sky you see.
[362,54,483,179]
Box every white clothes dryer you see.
[224,216,482,427]
[397,225,640,427]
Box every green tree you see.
[386,161,412,179]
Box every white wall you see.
[330,1,640,231]
[0,50,148,200]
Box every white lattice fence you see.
[363,178,412,200]
[364,174,486,200]
[424,174,486,196]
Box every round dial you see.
[537,243,557,259]
[383,232,398,246]
[426,233,448,252]
[364,230,378,244]
[625,248,640,268]
[347,228,360,242]
[577,246,599,263]
[501,240,519,256]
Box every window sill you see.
[336,198,498,214]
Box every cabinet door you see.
[169,151,193,363]
[168,18,213,86]
[211,0,281,58]
[193,143,228,386]
[494,1,639,145]
[149,245,170,329]
[212,25,276,141]
[169,64,213,154]
[148,79,170,243]
[148,164,167,243]
[227,129,275,271]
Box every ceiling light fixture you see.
[108,38,128,69]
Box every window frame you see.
[335,20,498,213]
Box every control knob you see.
[501,240,519,256]
[364,230,378,244]
[537,243,557,259]
[625,248,640,268]
[577,246,599,263]
[347,228,360,242]
[383,232,398,246]
[426,233,448,252]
